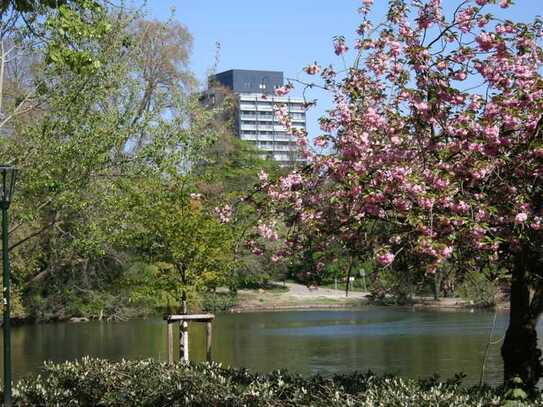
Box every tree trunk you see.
[177,265,189,362]
[433,270,441,301]
[179,288,189,362]
[501,254,543,391]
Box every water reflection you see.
[1,308,514,385]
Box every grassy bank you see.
[10,358,535,406]
[231,282,479,313]
[11,282,490,325]
[232,282,369,312]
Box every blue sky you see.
[135,0,542,139]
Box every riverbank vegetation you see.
[9,358,537,406]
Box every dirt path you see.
[232,282,370,312]
[231,282,473,312]
[282,282,368,300]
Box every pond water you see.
[0,308,520,385]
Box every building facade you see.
[207,69,306,166]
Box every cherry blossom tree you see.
[256,0,543,391]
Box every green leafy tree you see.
[0,2,217,319]
[112,176,236,313]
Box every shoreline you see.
[229,298,503,314]
[230,282,505,314]
[6,283,507,325]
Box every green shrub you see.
[9,357,543,406]
[198,292,238,312]
[457,267,504,307]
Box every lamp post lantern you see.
[0,166,17,407]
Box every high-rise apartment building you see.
[206,69,306,166]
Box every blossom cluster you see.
[256,0,543,276]
[214,204,233,224]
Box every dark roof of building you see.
[209,69,284,94]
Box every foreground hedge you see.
[7,357,541,406]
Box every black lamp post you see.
[0,166,16,407]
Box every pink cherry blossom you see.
[304,63,321,75]
[476,32,495,51]
[441,246,453,258]
[334,37,349,56]
[453,71,467,81]
[257,221,278,241]
[274,85,292,96]
[314,137,328,148]
[376,251,395,266]
[259,170,269,183]
[457,7,475,33]
[531,217,542,231]
[214,205,233,224]
[515,213,528,224]
[477,16,489,28]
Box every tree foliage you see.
[0,1,252,320]
[112,175,236,310]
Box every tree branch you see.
[7,220,57,252]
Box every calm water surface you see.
[0,308,520,385]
